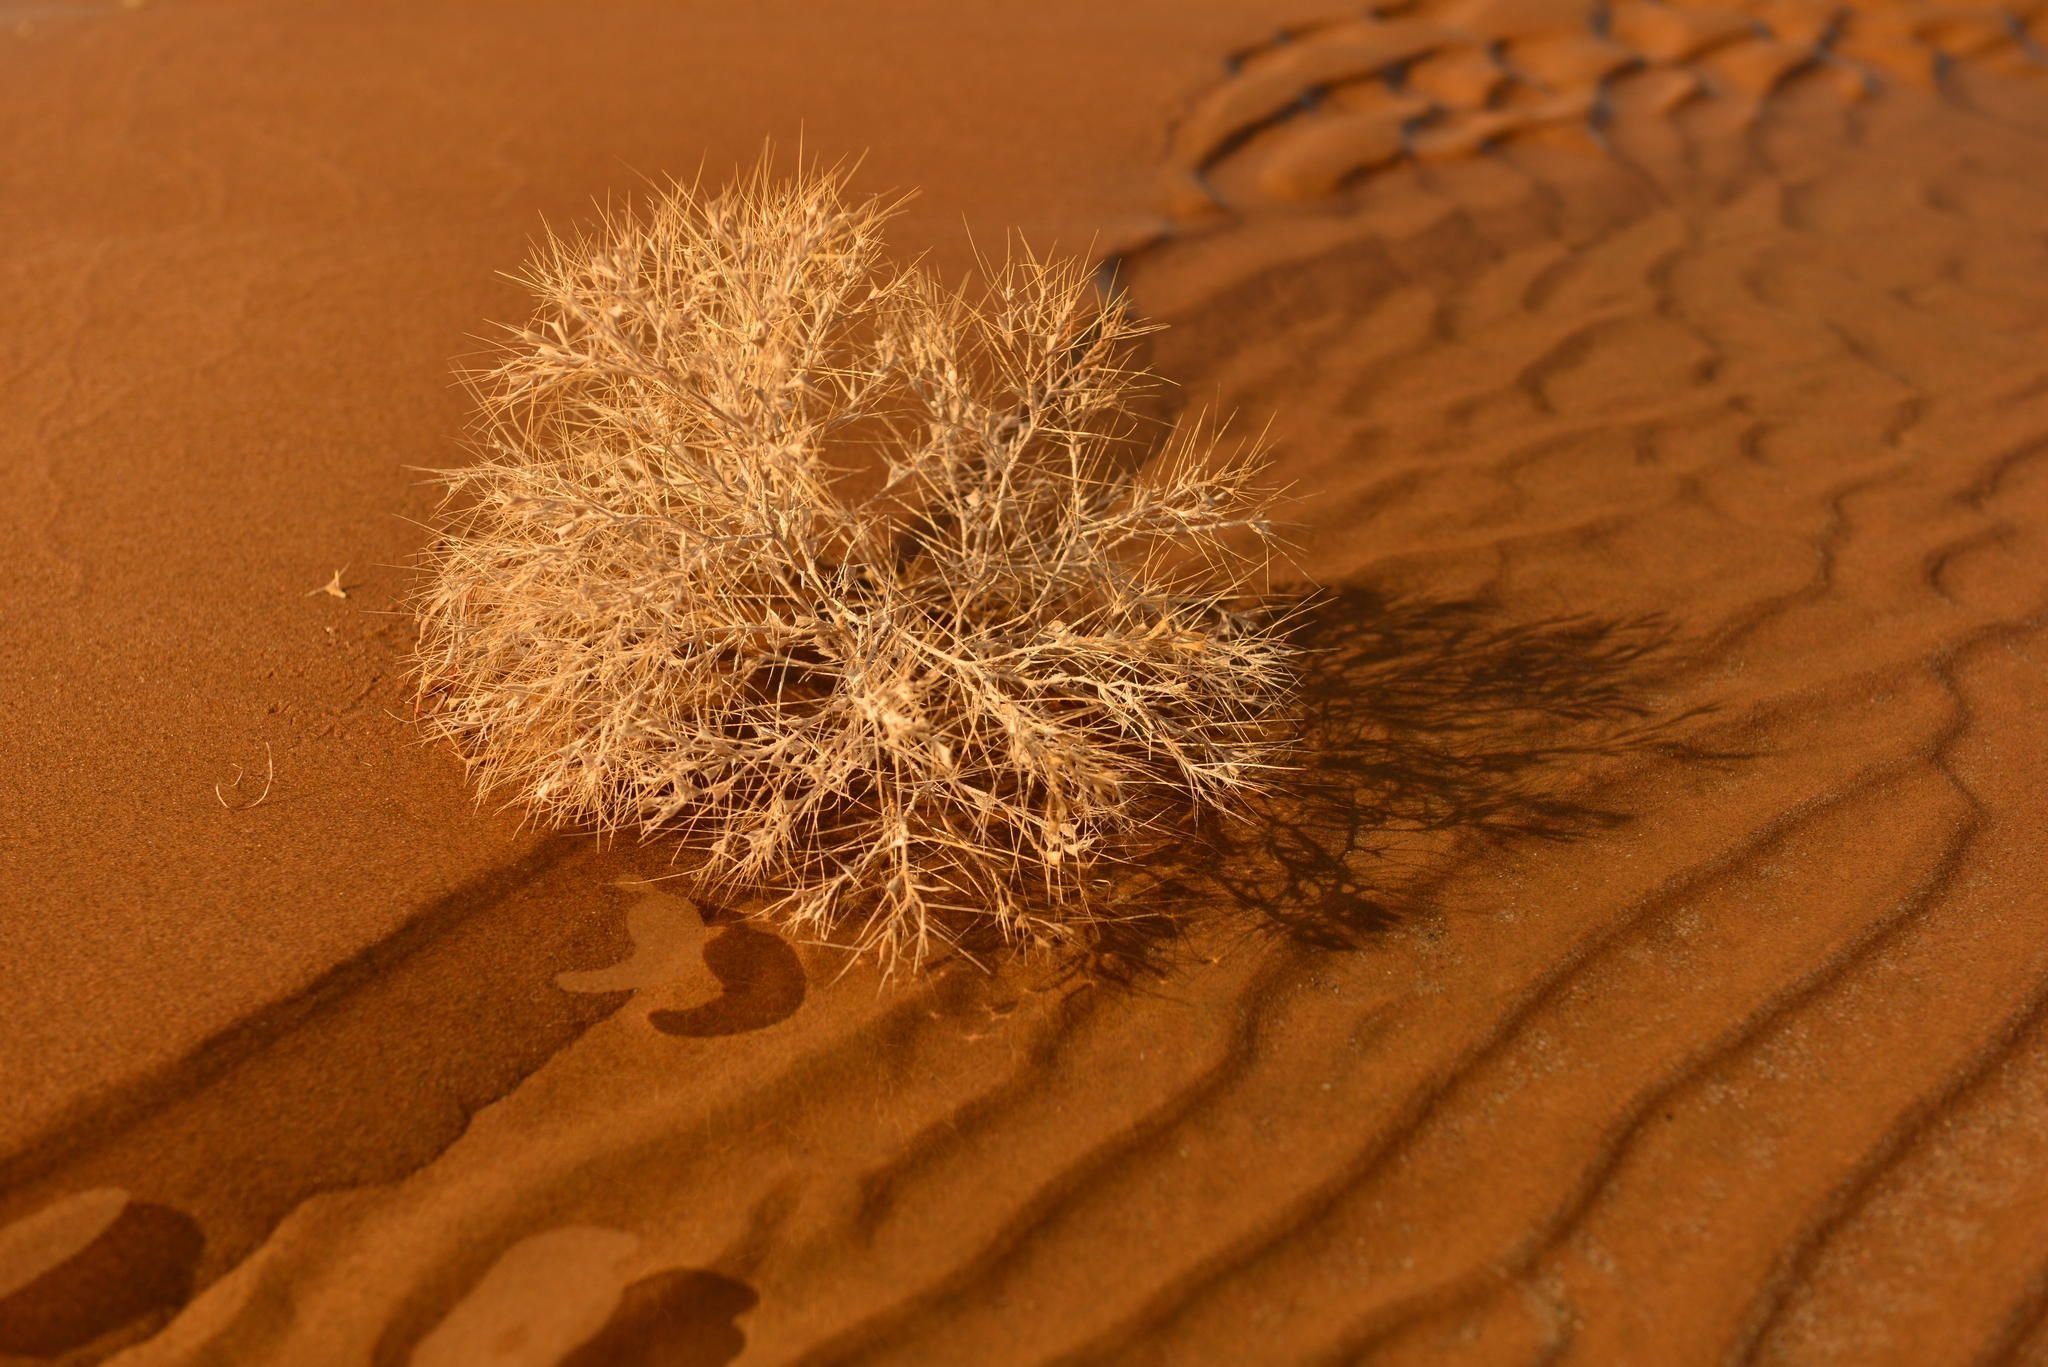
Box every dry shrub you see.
[413,157,1301,969]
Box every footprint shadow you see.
[559,1268,757,1367]
[555,885,807,1038]
[648,919,806,1038]
[0,1193,203,1360]
[382,1224,757,1367]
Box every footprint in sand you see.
[0,1187,203,1357]
[1157,0,2048,215]
[409,1225,754,1367]
[557,884,805,1037]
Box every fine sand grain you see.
[5,0,2048,1363]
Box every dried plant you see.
[412,157,1301,969]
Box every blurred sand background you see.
[5,0,2048,1362]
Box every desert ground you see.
[7,0,2048,1362]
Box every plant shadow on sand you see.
[1070,583,1742,977]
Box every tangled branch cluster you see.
[413,160,1300,968]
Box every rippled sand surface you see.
[5,2,2048,1363]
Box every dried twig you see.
[214,742,275,811]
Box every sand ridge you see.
[1149,0,2048,215]
[5,0,2048,1363]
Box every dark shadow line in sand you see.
[784,958,1287,1367]
[0,838,583,1197]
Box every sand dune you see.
[5,0,2048,1363]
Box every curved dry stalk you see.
[413,155,1303,971]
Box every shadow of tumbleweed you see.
[1099,583,1741,968]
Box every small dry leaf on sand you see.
[412,154,1304,970]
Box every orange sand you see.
[5,0,2048,1362]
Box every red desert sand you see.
[5,1,2048,1363]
